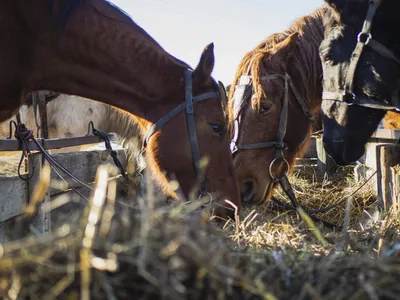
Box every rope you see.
[87,121,126,178]
[12,123,135,209]
[14,123,35,181]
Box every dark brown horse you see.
[227,7,327,205]
[0,0,240,218]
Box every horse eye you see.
[259,103,272,114]
[209,123,225,136]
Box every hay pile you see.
[0,165,268,300]
[1,164,400,299]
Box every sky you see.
[109,0,323,85]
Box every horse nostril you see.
[241,180,256,204]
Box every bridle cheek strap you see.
[185,69,206,195]
[143,68,220,198]
[344,1,378,98]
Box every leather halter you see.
[143,68,222,198]
[322,0,400,111]
[230,71,314,204]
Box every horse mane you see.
[227,5,328,125]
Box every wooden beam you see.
[0,149,126,225]
[0,134,117,151]
[316,136,337,180]
[28,153,51,235]
[376,144,400,213]
[371,129,400,140]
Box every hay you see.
[1,164,400,300]
[267,166,377,228]
[0,165,268,300]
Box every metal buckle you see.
[269,158,289,181]
[342,92,356,105]
[357,32,372,45]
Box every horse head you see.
[320,0,400,165]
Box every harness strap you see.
[185,70,201,176]
[263,74,314,124]
[142,68,221,199]
[322,91,400,110]
[236,141,286,151]
[142,92,219,149]
[143,102,186,148]
[344,1,378,97]
[274,74,289,161]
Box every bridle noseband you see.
[230,70,314,204]
[143,68,222,200]
[322,0,400,111]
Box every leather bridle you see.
[230,70,314,204]
[322,0,400,111]
[143,68,223,199]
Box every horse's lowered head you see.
[143,44,240,219]
[0,0,241,220]
[229,33,314,205]
[320,0,400,165]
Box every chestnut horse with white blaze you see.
[0,0,240,218]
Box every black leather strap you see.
[185,69,201,175]
[142,68,221,198]
[344,1,378,97]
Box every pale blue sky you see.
[110,0,323,85]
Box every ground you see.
[0,156,399,299]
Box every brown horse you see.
[228,5,400,206]
[0,0,240,218]
[227,7,327,205]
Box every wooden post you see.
[376,144,400,213]
[28,152,51,235]
[316,136,337,181]
[38,91,49,139]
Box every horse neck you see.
[288,42,323,114]
[282,7,326,114]
[103,105,141,142]
[25,0,187,125]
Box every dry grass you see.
[1,164,400,299]
[222,166,381,254]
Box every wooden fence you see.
[1,127,400,242]
[0,134,126,242]
[299,129,400,213]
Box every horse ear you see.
[270,32,299,61]
[193,43,215,85]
